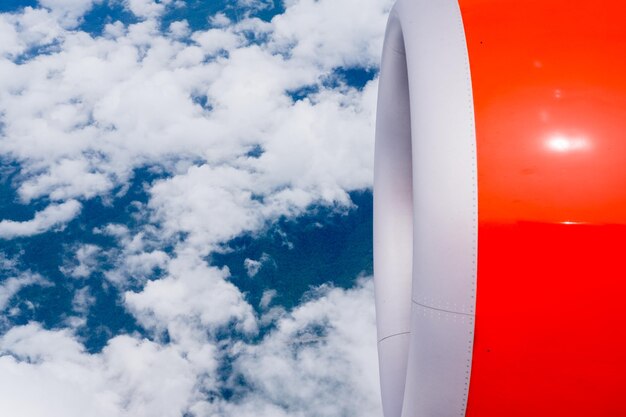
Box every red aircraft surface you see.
[374,1,626,416]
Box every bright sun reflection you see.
[546,134,590,153]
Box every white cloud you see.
[61,243,101,278]
[125,253,259,341]
[270,0,392,69]
[243,258,262,277]
[0,324,197,417]
[0,16,23,57]
[195,278,382,417]
[0,0,393,414]
[236,0,274,12]
[0,7,64,59]
[125,0,169,19]
[147,164,266,253]
[0,200,81,239]
[191,27,242,56]
[168,20,190,39]
[259,288,277,309]
[120,250,169,278]
[104,20,126,38]
[209,12,230,28]
[18,159,113,203]
[244,252,273,277]
[0,279,380,417]
[38,0,101,28]
[1,0,384,210]
[0,272,46,311]
[72,286,96,314]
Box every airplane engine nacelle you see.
[373,1,626,416]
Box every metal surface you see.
[375,0,626,416]
[374,0,478,415]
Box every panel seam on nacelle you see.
[378,331,411,344]
[411,299,475,317]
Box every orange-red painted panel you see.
[458,1,626,415]
[466,223,626,416]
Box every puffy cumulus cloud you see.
[209,12,231,28]
[125,0,170,20]
[0,16,23,57]
[125,253,259,342]
[18,159,113,203]
[98,225,172,286]
[0,199,81,239]
[0,0,96,54]
[147,164,266,252]
[249,84,378,200]
[0,7,65,58]
[271,0,391,68]
[1,0,386,212]
[145,82,378,255]
[0,324,198,417]
[194,278,382,417]
[0,0,391,414]
[169,19,190,39]
[0,280,380,417]
[38,0,102,28]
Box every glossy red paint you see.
[458,1,626,415]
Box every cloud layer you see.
[0,0,392,415]
[0,280,379,417]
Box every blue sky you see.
[0,0,391,415]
